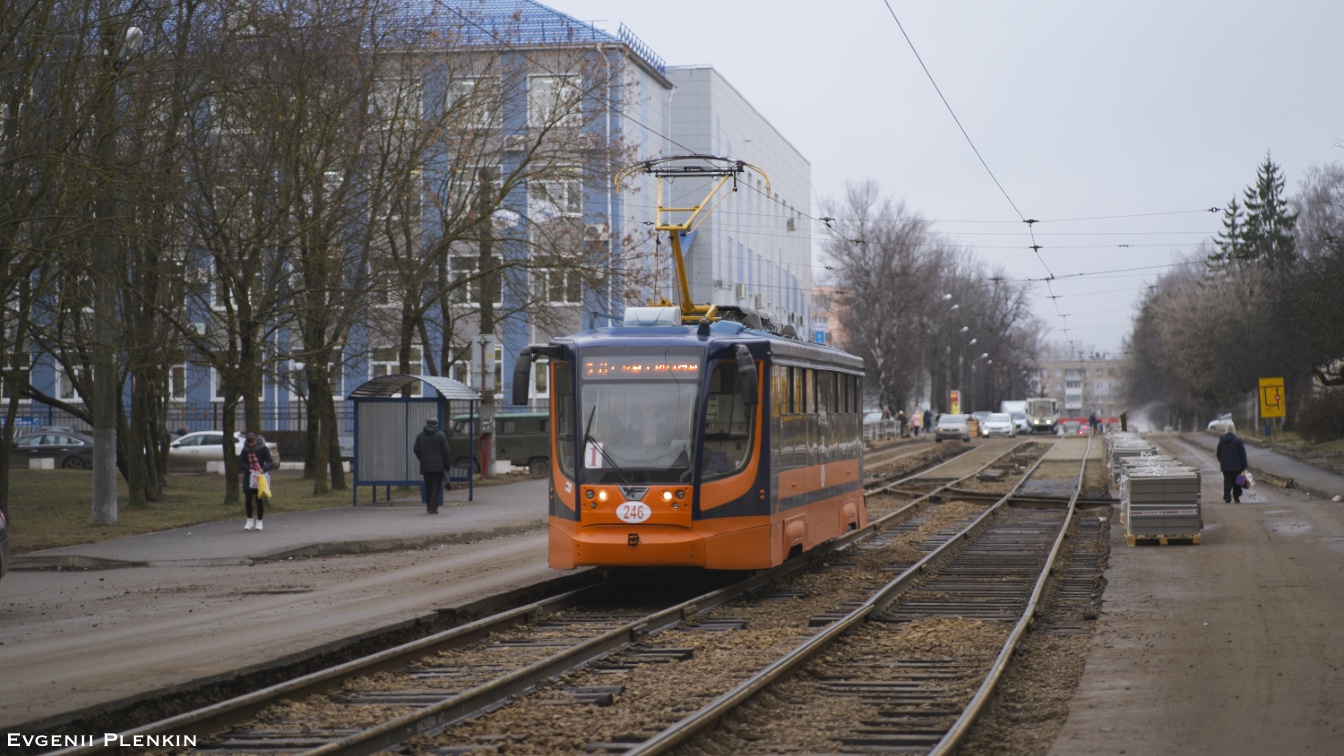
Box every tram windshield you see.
[577,348,701,484]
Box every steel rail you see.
[623,437,1068,755]
[46,579,605,756]
[51,441,1037,756]
[865,437,1030,496]
[294,442,1047,755]
[929,435,1094,754]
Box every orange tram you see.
[514,309,866,570]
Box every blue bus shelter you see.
[347,374,482,504]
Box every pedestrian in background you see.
[923,409,933,434]
[238,432,273,531]
[1120,410,1128,432]
[414,417,451,514]
[911,410,922,436]
[1215,427,1249,503]
[897,410,908,438]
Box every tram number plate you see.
[616,501,651,524]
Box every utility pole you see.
[476,168,496,478]
[90,22,142,525]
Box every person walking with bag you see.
[238,432,274,530]
[1215,428,1249,503]
[413,417,451,514]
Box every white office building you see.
[664,66,813,335]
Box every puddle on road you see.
[1262,511,1312,535]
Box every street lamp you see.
[91,23,142,525]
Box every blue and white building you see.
[664,65,813,335]
[18,1,816,437]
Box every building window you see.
[530,167,582,218]
[56,364,88,402]
[533,268,582,304]
[368,257,405,307]
[370,78,423,127]
[170,364,188,401]
[370,346,422,395]
[528,75,581,128]
[211,368,263,402]
[449,352,470,385]
[446,77,499,130]
[450,255,502,306]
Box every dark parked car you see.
[449,412,551,476]
[10,431,95,469]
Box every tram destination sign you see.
[583,355,699,379]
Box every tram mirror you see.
[735,345,758,405]
[512,352,536,406]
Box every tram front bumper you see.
[553,524,706,568]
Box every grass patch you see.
[5,469,354,554]
[5,466,536,554]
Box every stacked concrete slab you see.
[1118,454,1202,542]
[1105,432,1159,483]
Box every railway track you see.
[48,439,1095,756]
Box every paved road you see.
[0,479,553,731]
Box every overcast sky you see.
[554,0,1344,354]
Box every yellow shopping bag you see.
[256,472,272,500]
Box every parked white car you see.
[168,431,280,472]
[1207,413,1235,434]
[981,412,1017,437]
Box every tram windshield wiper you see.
[582,404,634,486]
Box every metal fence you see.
[5,397,550,437]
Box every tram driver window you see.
[702,360,754,480]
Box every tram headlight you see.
[662,491,673,501]
[585,489,595,500]
[675,489,686,500]
[597,490,608,502]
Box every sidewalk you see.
[12,477,550,571]
[1178,431,1344,500]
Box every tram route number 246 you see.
[616,501,651,524]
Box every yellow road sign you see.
[1259,377,1285,418]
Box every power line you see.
[879,0,1026,221]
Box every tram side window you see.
[553,362,574,478]
[815,371,833,416]
[792,366,805,414]
[702,360,754,480]
[806,369,817,414]
[772,365,789,419]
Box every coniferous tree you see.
[1210,154,1298,270]
[1210,197,1243,268]
[1241,153,1298,270]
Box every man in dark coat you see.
[413,418,451,514]
[1215,429,1249,503]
